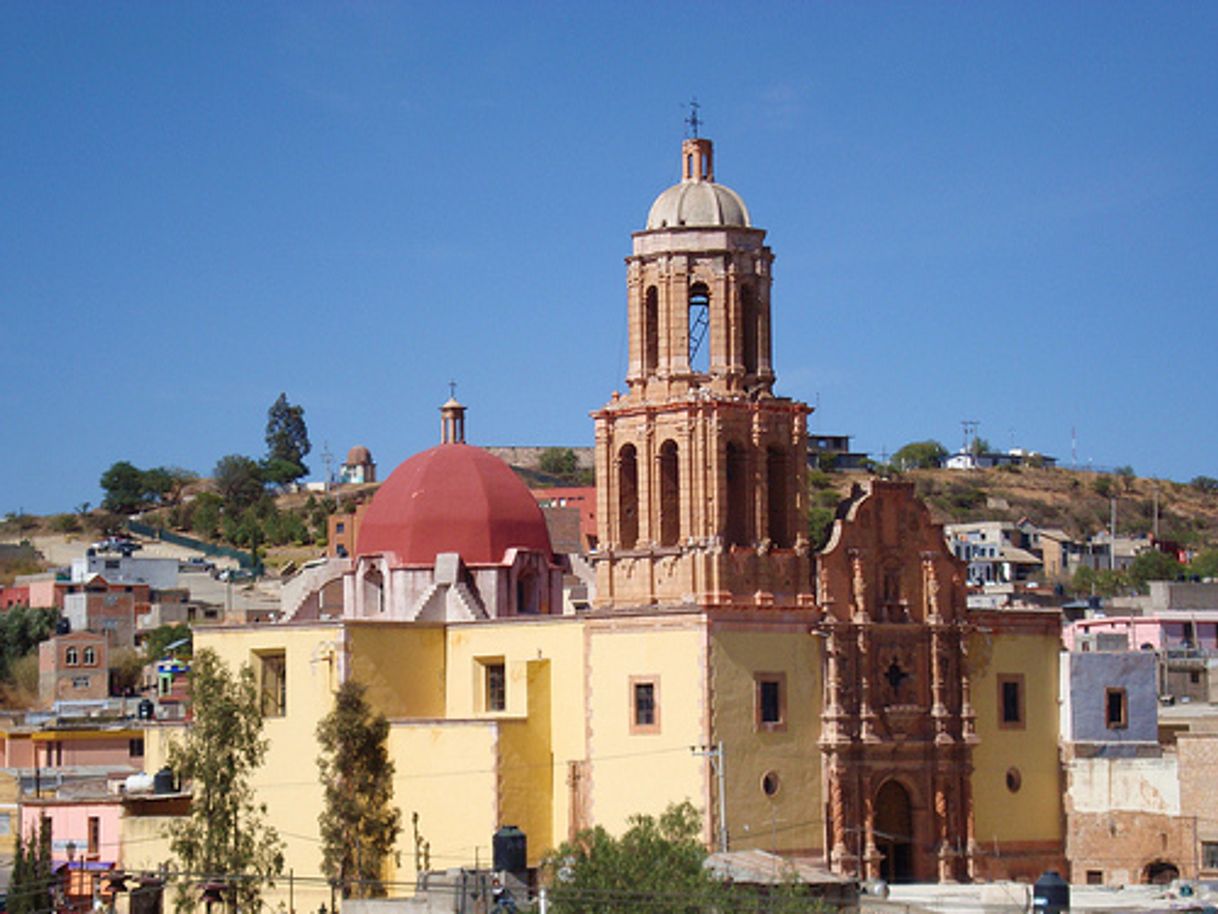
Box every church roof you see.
[355,443,553,566]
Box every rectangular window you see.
[998,674,1025,729]
[255,650,287,717]
[629,676,660,734]
[1106,687,1128,729]
[0,813,10,836]
[755,673,787,731]
[1203,842,1218,870]
[87,816,100,857]
[1086,870,1103,885]
[336,522,345,533]
[129,738,144,758]
[72,676,90,689]
[485,661,506,712]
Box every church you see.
[134,133,1065,903]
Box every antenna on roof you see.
[685,98,702,139]
[448,380,457,400]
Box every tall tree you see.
[9,817,53,914]
[264,393,310,485]
[166,649,284,914]
[316,680,402,898]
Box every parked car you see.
[216,568,255,583]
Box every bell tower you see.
[592,136,814,610]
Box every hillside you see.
[894,466,1218,545]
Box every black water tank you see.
[493,826,526,872]
[153,767,175,794]
[1033,870,1070,914]
[56,617,71,635]
[138,698,155,720]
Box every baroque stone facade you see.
[817,481,977,882]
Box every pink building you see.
[1065,613,1218,652]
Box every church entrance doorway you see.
[874,780,915,883]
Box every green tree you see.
[264,393,310,484]
[100,460,147,513]
[316,681,402,898]
[1092,475,1114,498]
[891,440,946,471]
[539,447,579,478]
[166,649,284,914]
[1191,476,1218,494]
[213,455,265,511]
[970,436,991,456]
[1128,550,1183,592]
[9,818,53,914]
[544,801,722,914]
[190,492,224,539]
[1189,549,1218,580]
[0,606,59,683]
[143,623,193,661]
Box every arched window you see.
[688,283,710,373]
[741,284,758,376]
[618,444,639,549]
[83,647,96,665]
[643,286,659,374]
[725,442,748,547]
[766,447,790,548]
[659,440,680,547]
[65,647,79,666]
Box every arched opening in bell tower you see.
[725,441,749,547]
[618,444,639,549]
[742,283,758,377]
[766,447,790,548]
[643,286,659,374]
[658,440,680,547]
[688,283,710,374]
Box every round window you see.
[1006,767,1022,793]
[761,770,780,797]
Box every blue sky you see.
[3,3,1216,515]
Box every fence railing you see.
[126,520,259,570]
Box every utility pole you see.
[691,742,728,852]
[1110,497,1118,572]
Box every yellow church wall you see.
[444,616,586,856]
[969,622,1064,858]
[709,618,824,857]
[347,622,446,718]
[497,660,554,866]
[386,721,500,884]
[194,622,344,911]
[584,614,710,838]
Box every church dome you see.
[356,443,552,566]
[645,136,751,230]
[346,445,372,465]
[646,181,750,230]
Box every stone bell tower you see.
[592,136,814,610]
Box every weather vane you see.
[448,380,457,399]
[685,98,701,139]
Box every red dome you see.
[356,443,552,565]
